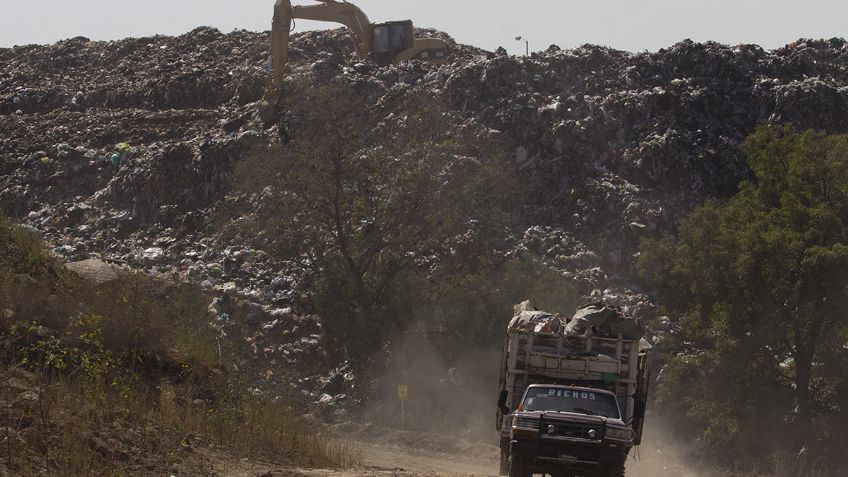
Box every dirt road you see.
[349,439,497,476]
[208,441,494,477]
[208,422,705,477]
[204,431,497,477]
[343,434,703,477]
[333,421,704,477]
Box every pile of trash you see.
[566,302,644,340]
[508,305,569,334]
[510,300,644,340]
[5,27,848,405]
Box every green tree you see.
[638,125,848,453]
[226,80,518,355]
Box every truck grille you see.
[542,421,604,440]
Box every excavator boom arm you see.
[267,0,373,105]
[262,0,447,115]
[290,1,373,57]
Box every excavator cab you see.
[371,21,414,66]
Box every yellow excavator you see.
[261,0,449,114]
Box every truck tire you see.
[603,464,625,477]
[508,454,529,477]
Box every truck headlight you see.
[512,417,539,430]
[605,426,633,441]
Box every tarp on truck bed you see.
[565,302,644,340]
[510,300,644,340]
[509,302,569,334]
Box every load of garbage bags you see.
[509,300,644,340]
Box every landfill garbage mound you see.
[4,26,848,402]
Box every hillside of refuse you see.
[4,26,848,412]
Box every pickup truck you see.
[497,302,652,477]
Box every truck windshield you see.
[523,387,620,419]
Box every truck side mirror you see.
[498,389,511,415]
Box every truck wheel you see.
[603,464,625,477]
[507,454,529,477]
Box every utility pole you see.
[515,36,529,56]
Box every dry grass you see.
[2,370,361,475]
[750,452,830,477]
[161,384,360,468]
[0,215,360,475]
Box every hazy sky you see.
[2,0,847,53]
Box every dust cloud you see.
[628,419,710,477]
[355,331,715,477]
[357,330,503,441]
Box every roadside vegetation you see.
[639,125,848,474]
[0,215,356,475]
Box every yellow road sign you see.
[398,384,409,401]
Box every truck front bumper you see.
[512,437,629,474]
